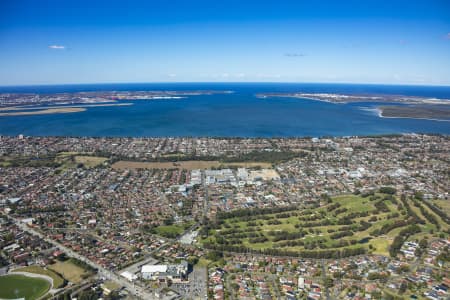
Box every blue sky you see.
[0,0,449,86]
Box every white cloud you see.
[48,45,66,50]
[167,73,177,77]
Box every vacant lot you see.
[112,160,272,170]
[75,155,108,167]
[224,162,273,168]
[49,260,91,284]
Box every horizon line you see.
[1,80,450,89]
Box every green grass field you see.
[0,274,50,300]
[201,193,450,258]
[49,259,92,284]
[434,199,450,212]
[12,265,64,288]
[153,221,195,238]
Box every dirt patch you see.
[112,160,272,170]
[75,156,108,167]
[49,261,90,284]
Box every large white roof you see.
[141,265,167,273]
[120,271,137,281]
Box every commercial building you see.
[141,261,188,282]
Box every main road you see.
[4,214,156,300]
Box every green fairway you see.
[201,192,450,258]
[0,274,50,300]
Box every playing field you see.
[0,274,50,300]
[153,221,195,238]
[12,265,64,288]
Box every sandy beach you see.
[378,106,450,122]
[0,102,132,111]
[0,107,86,116]
[0,103,133,116]
[379,112,450,122]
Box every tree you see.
[79,290,99,300]
[325,277,334,288]
[414,191,424,200]
[206,250,223,261]
[105,291,121,300]
[399,282,407,294]
[379,187,396,195]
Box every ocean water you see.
[0,82,449,137]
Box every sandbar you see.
[378,105,450,122]
[0,103,132,112]
[0,107,86,116]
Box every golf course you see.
[201,190,450,258]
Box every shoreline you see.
[359,106,450,122]
[0,102,133,111]
[256,92,450,105]
[379,113,450,122]
[0,107,86,116]
[377,107,450,122]
[0,90,232,108]
[258,95,342,104]
[0,103,134,116]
